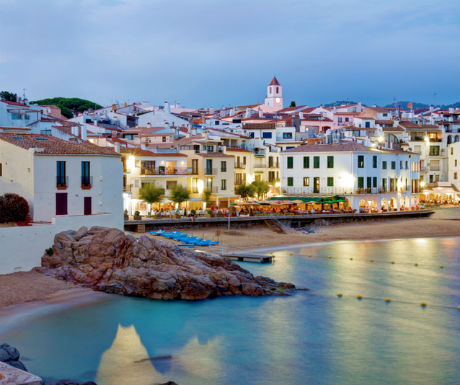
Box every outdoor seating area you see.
[151,230,219,246]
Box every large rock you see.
[36,227,295,300]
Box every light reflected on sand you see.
[96,324,165,385]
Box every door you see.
[84,197,92,215]
[56,193,68,215]
[314,177,320,193]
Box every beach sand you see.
[172,216,460,252]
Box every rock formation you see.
[0,343,27,371]
[37,227,295,300]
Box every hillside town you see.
[1,77,458,234]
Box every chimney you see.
[164,101,170,114]
[114,142,120,153]
[299,112,304,120]
[258,107,263,118]
[81,125,87,141]
[146,122,151,128]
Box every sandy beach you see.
[167,215,460,252]
[0,211,458,312]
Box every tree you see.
[0,91,17,102]
[169,184,190,208]
[236,184,256,201]
[139,184,164,214]
[203,189,212,205]
[31,97,103,119]
[251,180,269,200]
[290,101,296,107]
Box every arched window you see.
[455,135,460,142]
[276,87,279,93]
[447,135,452,144]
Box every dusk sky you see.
[0,0,459,108]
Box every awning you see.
[267,196,347,204]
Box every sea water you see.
[1,237,459,385]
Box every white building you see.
[0,133,123,228]
[280,142,421,211]
[447,141,460,198]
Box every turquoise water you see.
[1,237,459,385]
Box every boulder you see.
[37,227,295,300]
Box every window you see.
[221,161,227,172]
[455,159,458,167]
[391,161,396,170]
[162,136,167,142]
[338,117,342,123]
[194,145,200,154]
[365,121,370,128]
[405,161,408,169]
[358,177,364,189]
[303,156,310,168]
[373,177,377,188]
[166,181,177,190]
[390,178,395,192]
[313,156,320,168]
[429,146,440,156]
[221,179,227,190]
[192,178,198,193]
[313,177,320,193]
[358,155,364,168]
[262,132,272,139]
[84,197,92,215]
[454,172,458,180]
[303,177,310,186]
[400,161,403,169]
[367,177,372,188]
[81,161,90,187]
[192,159,198,174]
[382,178,387,192]
[327,177,334,187]
[327,156,334,168]
[287,177,294,186]
[57,161,66,186]
[451,148,454,155]
[206,178,212,190]
[373,156,377,168]
[207,145,213,152]
[283,132,292,139]
[205,159,212,174]
[382,161,387,169]
[345,117,349,122]
[287,157,294,169]
[0,163,2,176]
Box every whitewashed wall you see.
[0,213,122,274]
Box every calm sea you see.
[1,236,459,385]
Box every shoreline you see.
[0,212,458,335]
[0,285,110,336]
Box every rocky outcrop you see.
[0,343,27,371]
[37,227,295,300]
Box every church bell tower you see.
[264,76,283,110]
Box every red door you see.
[84,197,92,215]
[56,193,68,215]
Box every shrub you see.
[45,247,54,256]
[134,210,140,217]
[0,193,29,223]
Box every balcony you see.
[81,176,93,190]
[205,168,218,175]
[140,168,190,176]
[56,176,68,190]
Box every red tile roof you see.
[1,100,29,107]
[198,152,233,158]
[0,133,119,155]
[268,76,280,86]
[283,142,416,155]
[225,147,252,153]
[120,147,187,157]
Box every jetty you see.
[221,254,274,263]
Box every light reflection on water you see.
[1,237,459,385]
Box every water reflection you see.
[96,324,164,385]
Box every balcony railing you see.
[56,176,68,190]
[81,176,93,189]
[205,168,218,175]
[140,168,189,176]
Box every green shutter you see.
[303,156,310,168]
[287,157,293,169]
[287,177,294,186]
[327,177,334,186]
[327,156,334,168]
[358,177,364,189]
[314,156,320,168]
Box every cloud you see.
[0,0,458,106]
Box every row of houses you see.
[1,78,459,229]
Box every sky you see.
[0,0,459,108]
